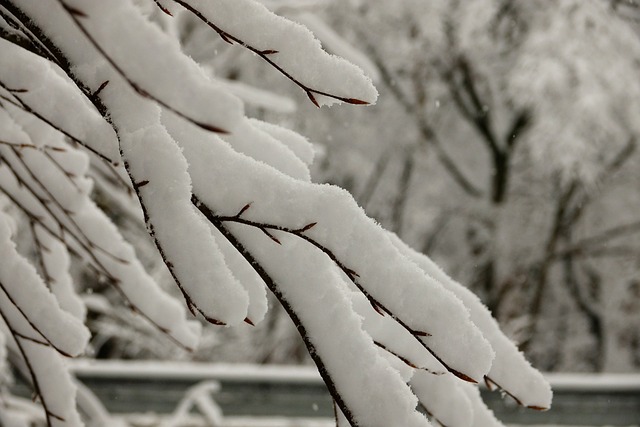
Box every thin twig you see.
[171,0,370,107]
[374,341,446,375]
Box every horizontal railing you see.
[13,360,640,426]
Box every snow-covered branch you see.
[0,0,552,425]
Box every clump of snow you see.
[0,38,119,163]
[389,232,552,409]
[250,119,315,166]
[0,214,89,356]
[176,113,495,382]
[169,0,378,106]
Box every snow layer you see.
[0,214,89,356]
[0,322,84,427]
[18,340,83,427]
[292,13,381,84]
[216,79,297,114]
[351,293,445,374]
[34,225,86,321]
[170,0,378,106]
[389,233,552,409]
[461,384,505,427]
[0,38,119,163]
[0,107,201,350]
[227,224,431,427]
[250,119,315,166]
[209,224,268,325]
[220,117,311,181]
[411,371,474,427]
[175,114,495,383]
[63,0,243,133]
[116,112,250,326]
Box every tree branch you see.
[360,34,483,198]
[195,195,480,384]
[0,82,117,164]
[171,0,370,107]
[55,0,231,134]
[195,204,361,427]
[0,308,63,427]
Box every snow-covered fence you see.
[11,360,639,426]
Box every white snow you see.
[411,371,474,427]
[209,224,431,427]
[62,0,244,134]
[0,214,89,356]
[389,233,552,410]
[216,79,297,114]
[0,38,119,164]
[174,112,495,383]
[250,119,315,167]
[0,1,555,425]
[168,0,378,106]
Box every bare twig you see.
[360,34,483,198]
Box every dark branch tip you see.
[219,31,234,45]
[345,98,370,105]
[345,268,360,278]
[371,302,386,316]
[450,369,478,384]
[93,80,110,97]
[260,227,281,245]
[194,121,230,134]
[236,202,252,218]
[306,91,320,108]
[204,315,226,326]
[299,222,317,232]
[186,300,197,316]
[153,0,174,16]
[62,4,88,18]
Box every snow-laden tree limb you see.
[0,0,551,425]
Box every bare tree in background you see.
[299,0,640,372]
